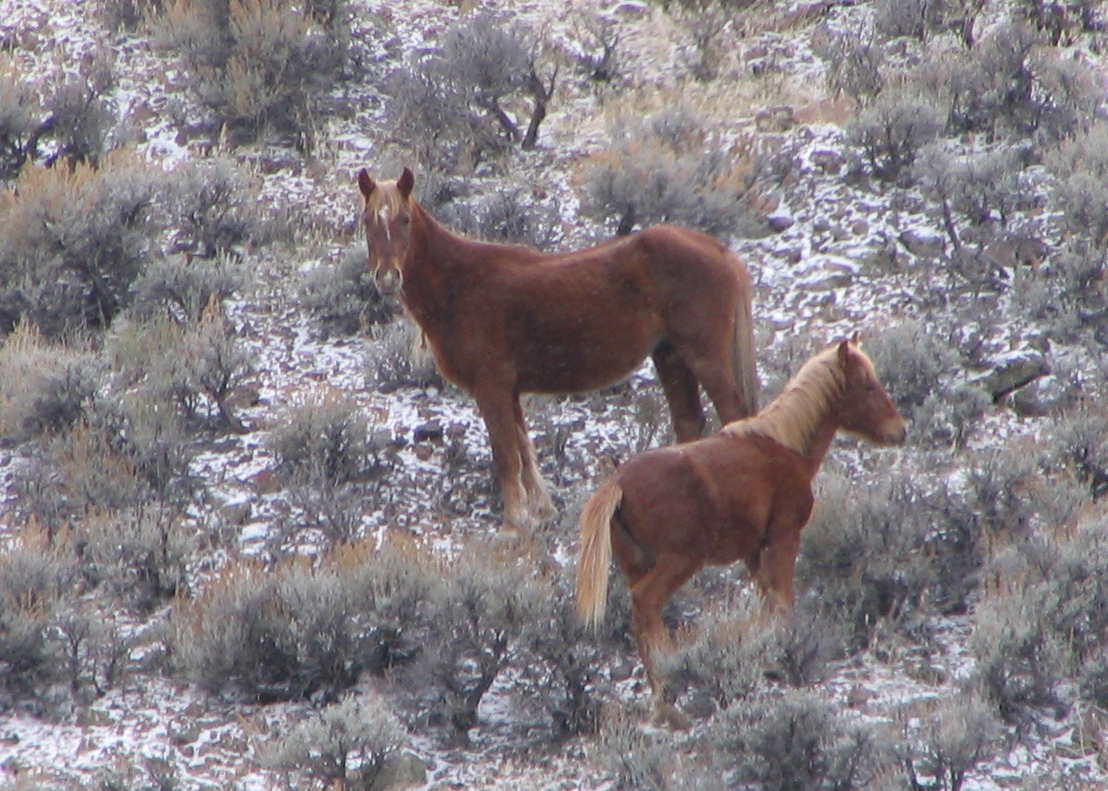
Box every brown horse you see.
[357,167,759,535]
[575,336,906,721]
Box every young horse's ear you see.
[397,167,415,200]
[850,330,860,345]
[357,169,376,200]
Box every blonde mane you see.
[723,342,874,454]
[363,181,407,222]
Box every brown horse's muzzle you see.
[372,266,403,297]
[883,416,908,446]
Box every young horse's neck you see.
[725,353,846,476]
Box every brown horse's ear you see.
[850,330,860,344]
[358,169,376,200]
[837,338,851,366]
[397,167,415,200]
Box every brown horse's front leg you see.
[512,398,555,523]
[474,388,529,537]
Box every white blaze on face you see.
[376,204,393,242]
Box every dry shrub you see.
[300,247,398,337]
[263,694,406,789]
[267,389,385,547]
[435,188,564,250]
[164,157,261,258]
[77,507,193,612]
[708,688,892,791]
[0,56,42,180]
[813,22,883,104]
[580,106,769,237]
[154,0,350,147]
[109,305,252,432]
[387,12,555,171]
[0,528,77,699]
[11,420,154,533]
[172,558,368,701]
[896,695,997,791]
[0,323,101,443]
[971,514,1108,726]
[0,152,160,338]
[1047,122,1108,249]
[267,389,375,487]
[366,318,445,393]
[847,86,943,185]
[44,49,119,167]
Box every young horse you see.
[357,167,759,535]
[575,336,906,722]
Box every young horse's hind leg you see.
[512,398,554,522]
[628,552,703,728]
[652,342,706,442]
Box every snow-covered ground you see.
[3,0,1108,788]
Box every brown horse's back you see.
[501,226,749,396]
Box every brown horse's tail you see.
[576,480,623,630]
[730,251,760,416]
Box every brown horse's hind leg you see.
[652,342,705,443]
[683,349,751,427]
[513,398,554,523]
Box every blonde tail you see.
[575,480,623,629]
[730,252,759,416]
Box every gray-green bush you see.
[581,106,768,236]
[0,155,160,338]
[300,247,397,337]
[153,0,351,147]
[264,695,406,789]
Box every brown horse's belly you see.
[516,334,659,394]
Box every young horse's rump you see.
[575,337,906,722]
[358,167,759,535]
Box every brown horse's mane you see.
[724,342,875,454]
[364,181,406,221]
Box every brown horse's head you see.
[836,336,908,446]
[358,167,415,296]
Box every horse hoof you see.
[492,526,529,551]
[652,703,690,731]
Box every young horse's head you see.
[357,167,416,296]
[834,337,907,446]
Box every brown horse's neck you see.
[400,202,470,323]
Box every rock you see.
[371,750,429,791]
[899,228,945,259]
[810,149,843,174]
[683,692,717,720]
[1012,383,1050,418]
[979,352,1051,402]
[755,105,795,133]
[220,501,251,526]
[413,422,443,443]
[767,215,794,233]
[246,468,283,495]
